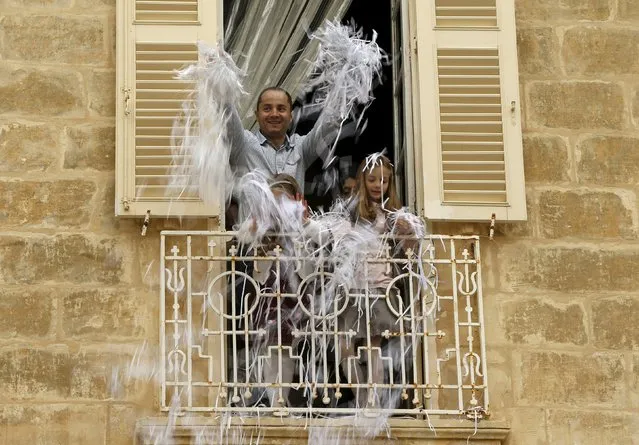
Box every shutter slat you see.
[441,132,502,137]
[136,165,192,171]
[437,47,506,204]
[136,0,198,22]
[444,179,505,185]
[442,150,504,156]
[440,94,500,98]
[134,42,198,195]
[136,155,190,161]
[435,0,497,27]
[441,113,501,117]
[446,189,504,195]
[445,170,505,175]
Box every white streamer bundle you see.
[304,20,386,166]
[169,42,246,205]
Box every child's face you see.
[364,165,391,202]
[272,188,293,201]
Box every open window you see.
[304,0,526,222]
[116,0,525,222]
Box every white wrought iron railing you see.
[160,231,488,418]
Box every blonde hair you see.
[353,154,401,222]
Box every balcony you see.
[158,230,490,421]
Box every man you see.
[341,176,357,198]
[226,86,339,194]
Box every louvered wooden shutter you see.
[410,0,526,221]
[116,0,220,217]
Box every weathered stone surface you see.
[96,179,145,234]
[0,348,137,400]
[99,178,133,233]
[107,14,115,66]
[499,193,535,237]
[577,136,639,185]
[563,27,639,75]
[483,295,510,345]
[0,0,73,7]
[486,365,514,410]
[0,180,96,227]
[592,297,639,350]
[109,404,152,445]
[633,88,639,127]
[77,0,115,8]
[618,0,639,21]
[528,81,625,129]
[62,289,149,338]
[63,125,115,171]
[498,244,639,292]
[546,409,639,444]
[0,349,73,399]
[0,123,58,172]
[516,351,625,407]
[88,70,115,116]
[70,352,113,399]
[632,354,639,408]
[515,0,610,21]
[1,15,105,64]
[0,68,83,115]
[501,298,587,345]
[516,27,560,76]
[0,235,124,284]
[0,288,53,338]
[503,408,547,445]
[523,134,569,182]
[0,404,106,445]
[538,189,636,239]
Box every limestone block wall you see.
[467,1,639,443]
[0,0,637,444]
[0,1,186,443]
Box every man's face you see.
[255,90,293,142]
[342,177,356,197]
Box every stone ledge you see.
[135,417,510,444]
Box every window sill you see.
[135,417,510,444]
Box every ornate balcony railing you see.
[160,230,488,418]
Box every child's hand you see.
[395,217,412,235]
[295,193,309,222]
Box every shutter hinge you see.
[141,210,151,236]
[489,213,496,240]
[121,197,130,211]
[122,87,131,116]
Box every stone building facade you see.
[0,0,638,443]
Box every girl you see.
[339,153,412,410]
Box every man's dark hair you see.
[256,87,293,111]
